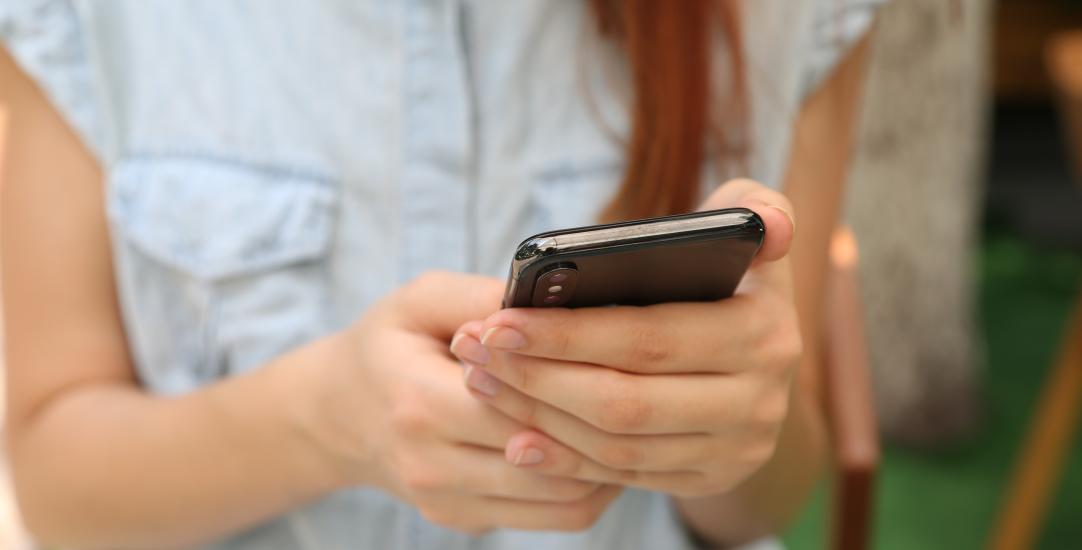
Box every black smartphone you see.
[502,207,765,309]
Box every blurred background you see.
[787,0,1082,548]
[0,0,1081,549]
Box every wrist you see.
[271,330,374,492]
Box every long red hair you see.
[590,0,747,221]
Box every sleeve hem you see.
[1,0,105,160]
[800,0,884,98]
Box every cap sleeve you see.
[801,0,887,97]
[1,0,106,159]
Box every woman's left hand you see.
[450,179,802,498]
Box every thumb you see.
[699,179,795,295]
[395,271,506,339]
[699,178,795,265]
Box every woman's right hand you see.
[296,271,621,534]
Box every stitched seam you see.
[122,149,338,186]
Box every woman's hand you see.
[450,179,802,498]
[299,272,621,534]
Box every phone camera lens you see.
[533,266,576,307]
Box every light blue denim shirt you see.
[2,1,882,548]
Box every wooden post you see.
[988,288,1082,550]
[825,228,880,550]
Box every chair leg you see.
[988,283,1082,550]
[825,228,879,550]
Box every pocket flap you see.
[107,157,337,281]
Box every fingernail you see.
[450,333,466,355]
[481,326,526,350]
[464,365,500,397]
[451,334,490,366]
[766,204,796,236]
[513,446,545,466]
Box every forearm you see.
[672,372,827,547]
[9,335,345,549]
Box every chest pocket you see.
[107,157,338,394]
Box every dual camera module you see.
[531,264,578,307]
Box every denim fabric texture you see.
[1,1,882,548]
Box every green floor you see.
[784,229,1082,550]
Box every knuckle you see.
[559,502,605,532]
[388,398,432,438]
[775,310,804,366]
[506,354,532,393]
[742,437,780,471]
[402,274,430,299]
[595,440,645,470]
[418,504,481,534]
[550,447,590,479]
[748,309,802,375]
[596,375,653,433]
[744,311,773,359]
[685,440,720,469]
[518,395,542,428]
[694,472,737,497]
[416,504,450,526]
[401,469,444,493]
[487,351,530,395]
[399,460,447,493]
[752,389,791,429]
[411,270,451,291]
[552,480,601,502]
[625,324,671,367]
[597,397,653,433]
[611,468,640,484]
[549,312,577,356]
[728,177,764,191]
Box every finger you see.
[396,271,505,339]
[449,320,486,364]
[700,178,796,295]
[466,370,717,470]
[472,296,791,374]
[422,353,527,449]
[481,484,624,531]
[461,346,761,435]
[480,484,624,532]
[699,178,794,264]
[465,181,794,373]
[437,444,601,503]
[505,431,708,496]
[424,484,624,533]
[454,320,485,342]
[440,377,527,449]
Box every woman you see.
[0,1,882,548]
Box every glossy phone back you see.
[502,208,765,309]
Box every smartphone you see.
[502,207,765,309]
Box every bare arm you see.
[0,47,345,549]
[1,45,626,547]
[673,32,875,545]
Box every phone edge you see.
[502,207,765,309]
